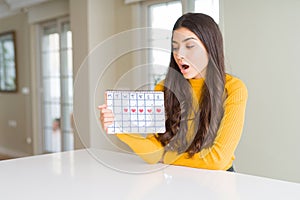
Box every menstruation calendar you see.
[105,90,166,134]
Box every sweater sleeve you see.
[163,79,248,170]
[116,81,165,164]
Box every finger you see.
[101,111,114,120]
[103,121,113,127]
[99,114,114,126]
[100,112,114,121]
[101,111,114,118]
[98,104,107,110]
[103,122,113,132]
[102,117,115,123]
[100,108,113,114]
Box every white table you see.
[0,149,299,200]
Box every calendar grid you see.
[105,90,165,134]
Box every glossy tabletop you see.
[0,148,299,200]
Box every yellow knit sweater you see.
[117,74,248,170]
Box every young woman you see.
[99,13,248,172]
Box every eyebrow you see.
[172,37,197,44]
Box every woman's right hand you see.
[98,104,114,133]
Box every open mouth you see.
[182,64,190,70]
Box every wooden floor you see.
[0,154,14,161]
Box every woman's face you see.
[172,27,209,79]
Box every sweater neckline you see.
[188,77,205,89]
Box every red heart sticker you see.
[124,108,128,112]
[156,108,161,113]
[147,109,152,113]
[131,109,136,113]
[139,109,144,113]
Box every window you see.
[39,18,73,153]
[0,31,17,92]
[194,0,219,23]
[147,1,182,86]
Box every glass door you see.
[40,18,73,153]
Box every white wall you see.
[0,13,32,157]
[222,0,300,182]
[69,0,90,149]
[70,0,138,152]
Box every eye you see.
[186,45,195,49]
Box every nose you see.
[175,49,185,60]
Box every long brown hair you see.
[156,13,226,156]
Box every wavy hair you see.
[156,13,226,156]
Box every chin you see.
[183,75,193,79]
[183,73,196,79]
